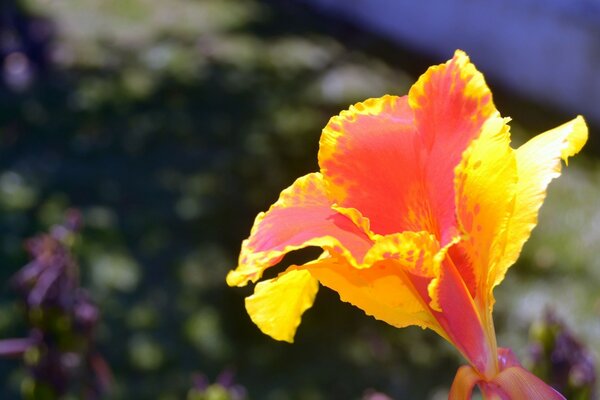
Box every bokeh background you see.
[1,0,599,399]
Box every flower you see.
[226,50,587,398]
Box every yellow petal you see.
[307,245,445,337]
[490,116,588,290]
[453,116,518,300]
[245,269,319,343]
[363,231,440,277]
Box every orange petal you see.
[318,95,433,236]
[409,50,498,244]
[306,253,444,336]
[409,50,496,150]
[331,204,380,242]
[318,51,499,243]
[490,116,588,290]
[226,173,373,287]
[245,268,319,343]
[453,116,517,302]
[449,365,480,400]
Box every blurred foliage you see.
[0,212,109,399]
[187,371,246,400]
[0,0,597,399]
[528,310,596,400]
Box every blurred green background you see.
[1,0,598,399]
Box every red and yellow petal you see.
[408,50,496,151]
[305,231,461,340]
[331,204,380,242]
[318,51,500,243]
[410,50,499,243]
[306,253,444,336]
[318,95,434,236]
[226,172,373,287]
[428,255,493,375]
[489,116,588,290]
[245,268,319,343]
[363,231,440,277]
[453,116,518,302]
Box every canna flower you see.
[226,50,588,399]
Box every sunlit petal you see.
[453,116,517,300]
[318,95,430,235]
[245,268,319,343]
[490,116,588,290]
[363,231,440,277]
[227,173,373,287]
[428,256,491,374]
[306,252,443,336]
[409,49,498,243]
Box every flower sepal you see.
[449,348,565,400]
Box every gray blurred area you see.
[301,0,600,124]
